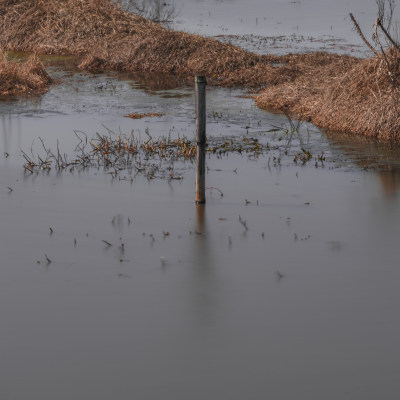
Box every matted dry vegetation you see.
[256,50,400,141]
[0,0,269,79]
[0,50,52,96]
[1,0,400,140]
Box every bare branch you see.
[350,13,379,56]
[374,18,394,81]
[377,18,400,51]
[377,0,395,31]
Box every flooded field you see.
[2,2,400,400]
[173,0,378,55]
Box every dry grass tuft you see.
[0,50,52,96]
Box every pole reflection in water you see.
[186,204,220,328]
[1,113,22,157]
[196,203,206,234]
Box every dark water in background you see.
[175,0,376,37]
[119,0,381,54]
[174,0,378,54]
[1,2,400,400]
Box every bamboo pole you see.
[195,75,207,204]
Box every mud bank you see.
[1,0,399,140]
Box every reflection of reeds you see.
[377,169,400,197]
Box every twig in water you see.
[102,240,112,246]
[206,186,224,197]
[374,18,394,81]
[377,18,400,51]
[238,215,249,231]
[118,272,131,277]
[275,270,285,279]
[349,13,379,56]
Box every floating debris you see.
[125,113,164,119]
[238,215,249,231]
[275,270,285,279]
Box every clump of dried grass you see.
[0,0,158,55]
[256,49,400,140]
[0,50,52,96]
[0,0,272,84]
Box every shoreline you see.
[1,0,398,140]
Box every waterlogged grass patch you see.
[21,120,331,181]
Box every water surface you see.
[1,2,400,399]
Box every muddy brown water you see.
[2,2,400,399]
